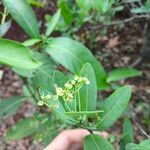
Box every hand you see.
[44,129,90,150]
[44,129,109,150]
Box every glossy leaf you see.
[107,67,142,83]
[12,52,56,78]
[79,63,97,111]
[65,110,103,117]
[2,0,40,38]
[12,67,35,78]
[53,70,69,87]
[0,96,26,120]
[0,39,42,69]
[84,134,115,150]
[45,37,108,90]
[45,9,61,36]
[22,39,42,47]
[5,117,39,141]
[57,0,73,25]
[126,139,150,150]
[120,119,134,150]
[27,0,43,7]
[34,115,59,146]
[97,85,132,130]
[0,21,11,37]
[140,139,150,147]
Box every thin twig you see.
[88,14,150,30]
[20,77,38,103]
[135,122,150,138]
[142,21,149,38]
[1,7,7,25]
[131,105,150,138]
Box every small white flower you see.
[82,77,87,81]
[37,101,44,106]
[78,77,83,82]
[53,104,59,109]
[74,75,79,81]
[71,80,76,85]
[68,93,73,98]
[81,77,90,85]
[40,95,45,100]
[85,80,90,85]
[45,94,52,99]
[65,83,73,89]
[67,93,73,100]
[53,95,58,100]
[56,87,64,96]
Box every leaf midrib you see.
[91,135,101,150]
[5,1,37,38]
[47,44,83,68]
[0,97,25,116]
[99,89,128,124]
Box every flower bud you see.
[37,101,44,106]
[53,104,59,109]
[85,80,90,85]
[56,87,64,96]
[74,75,79,81]
[45,94,52,99]
[65,83,73,89]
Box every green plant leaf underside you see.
[0,39,42,69]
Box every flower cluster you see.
[38,75,90,109]
[38,93,60,109]
[55,75,90,102]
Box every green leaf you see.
[0,96,26,120]
[107,67,142,83]
[36,126,59,146]
[126,139,150,150]
[45,37,108,90]
[0,21,11,37]
[12,52,56,78]
[31,52,57,91]
[65,110,103,117]
[45,9,61,36]
[84,134,115,150]
[140,139,150,148]
[97,85,132,130]
[22,39,42,47]
[27,0,43,7]
[5,117,39,141]
[76,0,92,11]
[79,63,97,111]
[32,68,54,90]
[53,70,69,88]
[2,0,40,38]
[126,144,145,150]
[120,119,134,150]
[57,0,73,25]
[34,115,59,146]
[12,67,35,78]
[0,39,42,69]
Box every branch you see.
[88,14,150,30]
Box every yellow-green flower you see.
[56,87,64,96]
[65,82,73,89]
[37,101,44,106]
